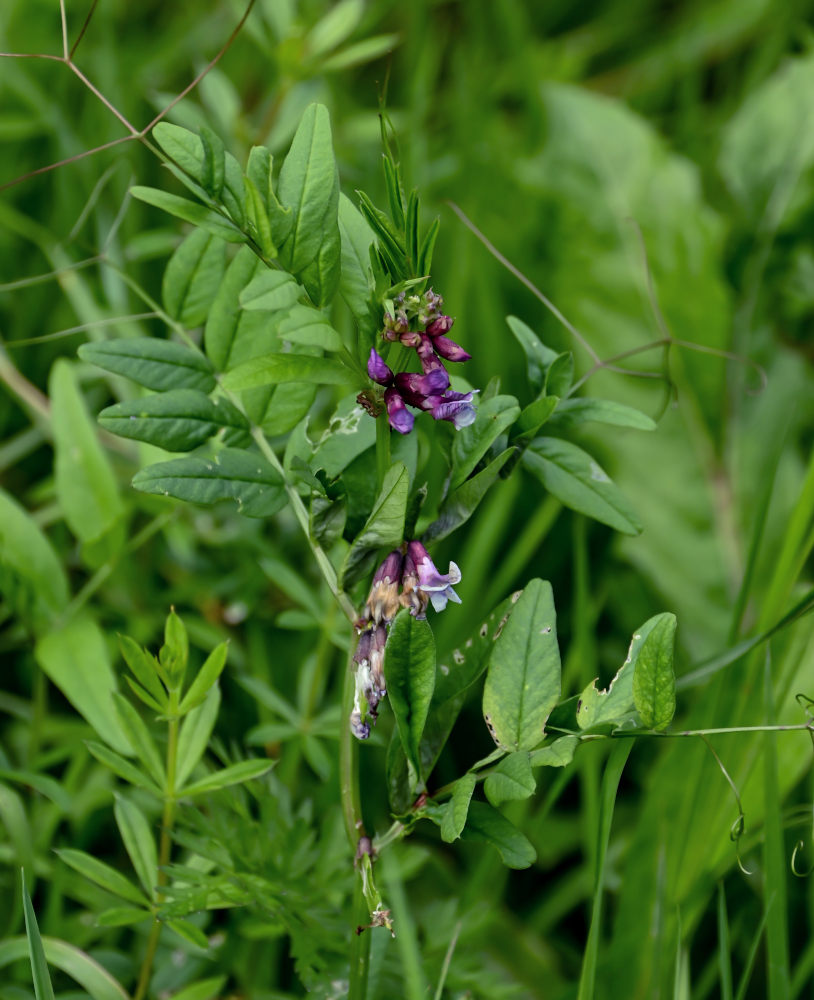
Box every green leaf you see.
[340,462,409,588]
[484,752,536,806]
[132,449,286,518]
[482,579,561,752]
[523,437,642,535]
[244,174,276,258]
[632,613,677,730]
[319,33,399,72]
[35,618,131,755]
[576,613,669,730]
[239,270,302,312]
[0,936,129,1000]
[179,641,228,714]
[204,246,269,372]
[199,125,225,198]
[440,772,477,843]
[544,352,573,397]
[162,230,226,328]
[462,801,536,869]
[277,103,341,306]
[181,758,274,796]
[175,685,220,788]
[162,608,188,681]
[530,734,580,768]
[305,0,363,58]
[169,977,228,1000]
[277,304,343,351]
[55,849,147,906]
[21,874,55,1000]
[95,907,152,927]
[99,390,248,452]
[118,634,168,709]
[79,338,215,393]
[338,193,375,328]
[0,488,68,633]
[166,919,209,950]
[512,395,559,441]
[221,353,354,391]
[546,397,657,432]
[49,359,124,550]
[151,123,246,227]
[450,395,521,491]
[85,741,161,794]
[506,316,559,396]
[113,795,158,900]
[385,611,436,789]
[112,694,164,787]
[130,186,245,242]
[424,447,514,545]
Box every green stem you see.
[133,702,180,1000]
[348,879,372,1000]
[375,414,391,491]
[340,650,365,848]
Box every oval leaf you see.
[79,339,215,393]
[221,352,354,391]
[482,579,561,752]
[632,612,677,730]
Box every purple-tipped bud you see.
[384,388,414,435]
[367,348,393,386]
[426,315,454,337]
[363,550,403,625]
[405,541,463,614]
[432,335,471,363]
[416,334,446,374]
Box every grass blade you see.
[21,872,55,1000]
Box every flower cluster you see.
[349,541,462,740]
[365,289,477,435]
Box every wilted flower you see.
[363,550,403,625]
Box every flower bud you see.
[363,550,404,625]
[384,388,414,435]
[367,348,393,386]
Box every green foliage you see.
[1,4,813,999]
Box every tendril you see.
[699,735,753,876]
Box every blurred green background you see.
[1,1,813,997]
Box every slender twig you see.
[134,691,181,1000]
[67,62,140,135]
[434,921,462,1000]
[0,339,51,421]
[7,313,157,347]
[0,137,137,194]
[0,257,101,292]
[70,0,100,59]
[144,0,258,133]
[59,0,69,59]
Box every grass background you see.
[1,0,813,997]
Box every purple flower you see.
[428,390,477,429]
[367,348,393,386]
[393,368,450,408]
[384,388,414,435]
[432,335,471,363]
[400,541,463,617]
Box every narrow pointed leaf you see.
[546,397,657,432]
[99,390,248,452]
[21,874,55,1000]
[78,339,215,393]
[461,802,536,869]
[130,187,245,242]
[179,641,229,714]
[440,772,476,844]
[340,462,408,588]
[181,758,274,796]
[113,795,158,900]
[175,685,220,788]
[523,437,642,535]
[112,694,165,787]
[55,849,147,906]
